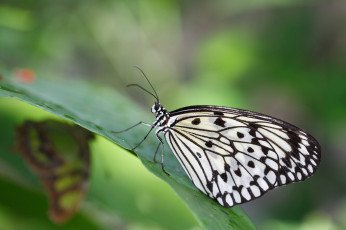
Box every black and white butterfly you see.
[116,67,321,208]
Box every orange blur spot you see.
[13,68,36,83]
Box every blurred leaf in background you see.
[1,0,346,229]
[15,120,94,223]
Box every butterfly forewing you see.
[164,106,321,207]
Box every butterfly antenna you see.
[133,66,160,102]
[127,84,157,101]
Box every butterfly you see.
[115,67,321,208]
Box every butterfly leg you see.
[112,122,155,151]
[153,143,161,163]
[111,121,152,133]
[130,126,155,150]
[155,134,170,176]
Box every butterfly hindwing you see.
[165,106,321,207]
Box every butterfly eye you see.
[154,102,161,111]
[151,103,160,113]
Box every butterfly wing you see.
[164,105,321,207]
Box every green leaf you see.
[0,74,256,230]
[15,120,94,223]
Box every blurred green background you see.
[1,0,346,229]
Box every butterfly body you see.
[150,103,321,207]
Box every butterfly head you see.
[151,102,163,113]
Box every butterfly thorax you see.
[151,102,171,128]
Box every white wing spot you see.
[241,187,251,200]
[298,144,310,155]
[267,150,278,160]
[259,140,272,149]
[258,177,269,191]
[302,168,308,176]
[298,153,306,164]
[212,182,219,197]
[287,172,295,181]
[266,158,279,170]
[251,185,261,197]
[308,164,314,173]
[297,172,302,180]
[310,159,317,166]
[302,139,309,146]
[266,170,277,184]
[225,194,234,206]
[299,134,308,140]
[217,197,224,206]
[233,190,241,203]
